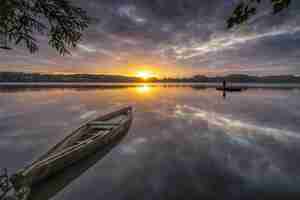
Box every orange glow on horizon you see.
[32,63,222,78]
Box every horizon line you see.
[1,71,300,79]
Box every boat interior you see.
[29,112,131,165]
[15,107,132,184]
[51,114,129,156]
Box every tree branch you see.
[0,0,91,55]
[227,0,291,29]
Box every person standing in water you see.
[222,80,227,99]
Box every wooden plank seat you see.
[87,115,127,127]
[88,125,116,130]
[75,130,110,145]
[90,130,110,140]
[88,121,120,126]
[12,107,133,190]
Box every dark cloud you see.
[1,0,300,76]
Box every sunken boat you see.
[10,107,133,196]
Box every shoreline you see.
[0,82,300,89]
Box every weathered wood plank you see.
[89,125,115,130]
[88,121,120,126]
[11,106,132,190]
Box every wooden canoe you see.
[10,107,133,191]
[28,133,128,200]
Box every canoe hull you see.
[30,118,131,186]
[11,107,132,189]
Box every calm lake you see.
[1,84,300,199]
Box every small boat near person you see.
[9,107,133,198]
[216,87,245,92]
[216,80,246,92]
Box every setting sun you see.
[136,71,154,80]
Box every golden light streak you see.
[136,84,152,94]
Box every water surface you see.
[1,84,300,199]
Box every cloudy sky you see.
[1,0,300,77]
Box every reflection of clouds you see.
[0,109,5,117]
[0,111,26,119]
[175,105,300,141]
[68,105,85,112]
[35,99,61,106]
[2,87,300,199]
[79,111,98,120]
[3,130,27,137]
[173,104,300,189]
[0,133,49,153]
[120,137,147,155]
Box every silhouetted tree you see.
[0,0,90,55]
[227,0,291,28]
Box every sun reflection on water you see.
[136,84,152,94]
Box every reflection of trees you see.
[0,84,299,94]
[190,86,208,91]
[0,84,209,93]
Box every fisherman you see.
[222,80,226,89]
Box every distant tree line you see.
[1,72,300,83]
[0,72,145,82]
